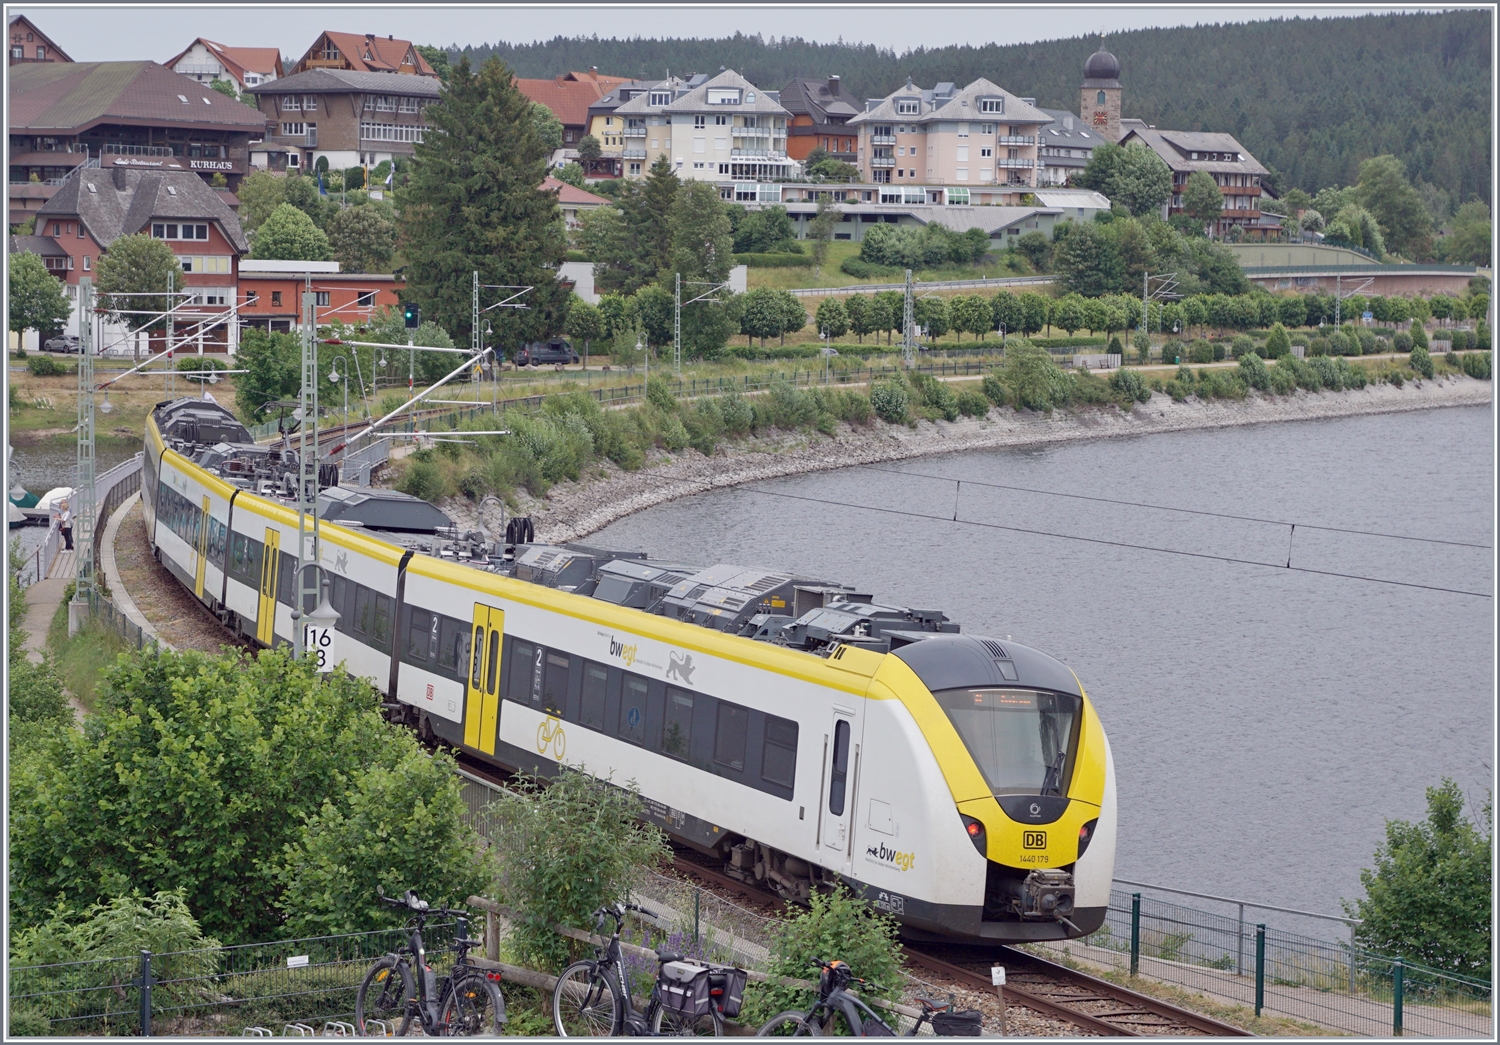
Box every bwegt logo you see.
[866,842,916,872]
[609,636,637,667]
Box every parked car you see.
[42,334,80,353]
[515,337,580,366]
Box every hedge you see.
[734,253,814,268]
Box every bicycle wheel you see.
[756,1011,816,1036]
[651,1003,723,1036]
[355,955,413,1037]
[552,961,621,1036]
[441,971,506,1036]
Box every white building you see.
[165,38,284,94]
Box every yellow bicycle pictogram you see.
[536,716,566,760]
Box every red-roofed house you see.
[167,38,284,94]
[8,14,71,66]
[541,175,609,230]
[515,69,631,150]
[291,31,436,77]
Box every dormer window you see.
[649,91,671,106]
[707,88,741,105]
[746,92,755,102]
[896,98,919,115]
[979,98,1004,113]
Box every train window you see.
[828,719,850,816]
[231,534,247,576]
[620,675,648,745]
[543,653,569,715]
[663,687,693,761]
[373,595,392,651]
[580,662,608,730]
[486,630,500,695]
[354,587,372,636]
[331,576,350,623]
[714,703,748,771]
[471,627,486,688]
[507,640,533,700]
[762,716,798,789]
[932,688,1082,797]
[407,609,431,661]
[439,617,467,670]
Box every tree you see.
[415,44,452,79]
[1264,322,1292,358]
[807,196,841,273]
[250,203,333,261]
[283,173,328,226]
[872,290,904,343]
[991,291,1024,337]
[553,161,586,187]
[325,204,395,273]
[1355,154,1435,259]
[807,157,860,182]
[913,295,948,342]
[237,171,287,236]
[816,296,849,339]
[949,294,991,341]
[1182,170,1224,233]
[209,77,239,101]
[1052,221,1123,297]
[234,327,301,421]
[637,156,681,275]
[1112,143,1174,217]
[397,55,569,356]
[1343,780,1490,980]
[845,293,874,343]
[773,290,807,345]
[1016,292,1050,336]
[93,234,185,358]
[577,134,601,162]
[365,304,457,383]
[9,252,71,339]
[732,205,797,253]
[1013,230,1051,271]
[1278,295,1308,328]
[1052,293,1087,336]
[563,297,604,359]
[529,102,564,153]
[1439,201,1491,266]
[668,182,737,358]
[628,283,674,348]
[1076,141,1125,195]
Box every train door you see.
[256,527,280,646]
[464,605,504,754]
[193,496,210,599]
[819,708,860,869]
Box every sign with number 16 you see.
[303,625,334,672]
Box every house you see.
[32,167,248,352]
[8,14,71,65]
[608,68,795,182]
[1034,109,1105,186]
[167,38,284,93]
[541,175,610,230]
[585,78,669,178]
[515,68,632,156]
[9,61,270,226]
[289,31,437,77]
[237,261,403,334]
[1118,122,1269,236]
[778,75,861,165]
[244,68,442,172]
[848,77,1049,201]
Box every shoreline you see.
[435,375,1493,545]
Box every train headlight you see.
[960,814,986,856]
[1077,818,1099,860]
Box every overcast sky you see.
[16,5,1418,65]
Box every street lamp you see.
[327,355,350,421]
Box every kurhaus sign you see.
[189,159,235,171]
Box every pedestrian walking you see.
[59,498,73,550]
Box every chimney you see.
[113,166,127,190]
[1063,114,1073,130]
[828,74,840,94]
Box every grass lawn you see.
[745,241,1038,291]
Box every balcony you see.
[733,126,771,137]
[622,148,647,159]
[731,148,786,159]
[996,135,1035,145]
[995,158,1034,169]
[870,156,896,168]
[622,127,646,137]
[870,134,896,146]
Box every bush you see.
[840,257,901,279]
[905,370,958,421]
[1308,337,1329,356]
[1289,332,1310,348]
[1341,358,1369,389]
[812,387,872,426]
[980,371,1008,407]
[1004,340,1075,411]
[1164,379,1187,402]
[1107,335,1123,356]
[1477,323,1491,351]
[719,389,753,434]
[1308,354,1343,390]
[490,771,670,972]
[1409,344,1435,379]
[869,378,909,423]
[1110,367,1150,402]
[1389,369,1404,387]
[741,888,904,1028]
[176,355,228,382]
[1238,352,1271,391]
[1445,351,1461,369]
[1393,331,1413,352]
[1264,323,1292,359]
[1266,357,1298,395]
[26,354,68,377]
[1355,328,1377,355]
[1188,339,1214,364]
[955,386,990,417]
[1461,351,1491,379]
[1230,334,1256,359]
[646,376,676,411]
[1452,330,1472,351]
[14,346,27,359]
[1327,331,1352,356]
[1409,322,1429,351]
[1132,331,1152,365]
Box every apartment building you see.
[1034,109,1105,186]
[167,38,284,94]
[848,78,1048,200]
[289,31,437,77]
[515,68,632,154]
[778,75,861,164]
[32,167,247,350]
[245,69,441,172]
[585,79,661,178]
[8,14,71,65]
[1118,122,1269,236]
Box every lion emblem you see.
[666,651,695,685]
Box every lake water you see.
[593,406,1494,928]
[8,436,140,570]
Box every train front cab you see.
[876,634,1115,942]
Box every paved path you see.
[20,542,87,722]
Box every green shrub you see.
[1264,323,1292,359]
[683,397,725,455]
[906,370,958,421]
[840,257,901,279]
[1164,379,1187,401]
[14,346,27,359]
[26,355,68,377]
[1327,331,1352,356]
[1267,358,1298,395]
[176,355,228,381]
[657,412,691,451]
[1070,368,1112,404]
[1451,330,1471,351]
[1394,331,1413,352]
[980,371,1008,407]
[869,378,909,423]
[397,453,452,501]
[1461,351,1491,380]
[1230,334,1256,359]
[1188,339,1213,364]
[1389,369,1405,387]
[1107,335,1123,356]
[719,388,753,434]
[8,1008,50,1036]
[1197,368,1247,399]
[955,386,990,417]
[1409,322,1428,351]
[1238,352,1270,391]
[1308,336,1329,356]
[1355,328,1377,355]
[646,376,676,411]
[1476,323,1491,351]
[756,377,817,430]
[1110,367,1150,403]
[1340,358,1368,388]
[1308,354,1343,390]
[1445,351,1460,369]
[1409,345,1435,379]
[1132,331,1152,365]
[1213,341,1228,362]
[1005,340,1075,410]
[1289,332,1310,348]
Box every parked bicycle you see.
[552,902,738,1037]
[354,889,506,1037]
[756,958,979,1037]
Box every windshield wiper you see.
[1040,750,1066,796]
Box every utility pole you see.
[902,268,916,367]
[1335,271,1341,329]
[674,271,682,377]
[71,278,96,629]
[472,270,480,377]
[293,274,320,660]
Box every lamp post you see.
[327,354,351,421]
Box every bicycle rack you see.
[282,1023,316,1036]
[243,1028,273,1036]
[322,1021,355,1036]
[361,1018,393,1038]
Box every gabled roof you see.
[541,175,610,206]
[1119,126,1269,175]
[515,70,630,127]
[612,76,686,116]
[9,62,268,133]
[778,76,861,125]
[660,69,788,115]
[850,77,1049,126]
[166,39,284,81]
[293,31,435,76]
[9,234,68,258]
[245,67,442,97]
[8,15,72,62]
[38,168,248,253]
[1036,107,1105,150]
[586,79,649,117]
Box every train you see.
[143,396,1117,943]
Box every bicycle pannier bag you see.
[709,966,748,1018]
[660,961,713,1018]
[861,1016,897,1036]
[933,1009,984,1036]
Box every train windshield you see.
[933,688,1081,796]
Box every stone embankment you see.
[437,374,1492,545]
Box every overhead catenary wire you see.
[624,471,1492,600]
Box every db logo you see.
[1023,831,1047,850]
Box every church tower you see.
[1080,40,1122,142]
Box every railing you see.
[995,158,1035,169]
[789,273,1055,296]
[733,126,771,137]
[731,148,786,159]
[103,143,175,157]
[870,156,896,168]
[622,148,647,159]
[996,135,1035,145]
[15,524,60,590]
[622,127,646,137]
[92,454,143,587]
[870,134,896,145]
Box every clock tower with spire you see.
[1080,39,1122,142]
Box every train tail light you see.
[1077,818,1099,860]
[960,814,986,856]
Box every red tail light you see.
[1077,818,1099,859]
[960,814,987,856]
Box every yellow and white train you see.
[144,398,1116,943]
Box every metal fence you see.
[9,923,459,1037]
[1039,888,1491,1037]
[80,589,158,652]
[788,274,1055,297]
[14,523,60,590]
